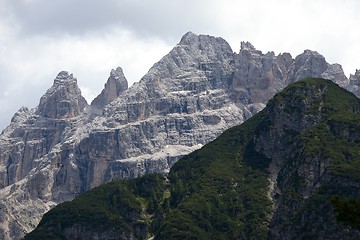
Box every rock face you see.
[25,79,360,240]
[346,69,360,97]
[91,67,128,109]
[253,80,360,239]
[36,71,88,119]
[0,32,359,239]
[0,72,89,240]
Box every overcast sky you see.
[1,0,360,131]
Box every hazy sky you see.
[1,0,360,131]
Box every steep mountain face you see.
[0,32,359,239]
[36,71,88,119]
[346,69,360,97]
[25,79,360,239]
[91,67,128,109]
[230,43,348,105]
[0,72,89,240]
[254,79,360,239]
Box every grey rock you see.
[231,44,288,104]
[321,63,348,86]
[346,69,360,97]
[36,71,88,119]
[286,50,347,85]
[286,50,328,83]
[91,67,128,109]
[0,32,358,239]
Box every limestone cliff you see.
[36,71,88,119]
[91,67,128,109]
[346,69,360,97]
[0,32,358,239]
[25,79,360,239]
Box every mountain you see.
[25,78,360,239]
[90,67,128,109]
[0,32,359,239]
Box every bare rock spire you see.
[91,67,128,108]
[36,71,88,119]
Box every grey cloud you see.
[6,0,214,41]
[7,0,125,36]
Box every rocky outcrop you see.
[91,67,128,109]
[36,71,88,119]
[25,79,360,240]
[346,69,360,97]
[287,50,348,86]
[0,32,359,239]
[0,72,88,239]
[231,42,289,104]
[229,46,348,106]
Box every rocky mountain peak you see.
[240,41,257,51]
[286,49,347,85]
[35,71,88,119]
[178,31,199,45]
[91,67,128,108]
[51,71,78,88]
[177,31,232,54]
[129,32,234,95]
[294,50,326,70]
[350,69,360,82]
[1,32,359,240]
[54,70,73,80]
[110,67,125,78]
[25,78,360,240]
[345,69,360,98]
[295,49,324,62]
[321,63,348,86]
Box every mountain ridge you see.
[1,32,360,239]
[25,78,360,239]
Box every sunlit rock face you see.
[0,32,355,239]
[36,71,88,119]
[91,67,129,109]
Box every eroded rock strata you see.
[0,32,359,239]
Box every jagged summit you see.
[349,69,360,83]
[289,50,348,84]
[302,49,320,55]
[91,67,128,108]
[240,41,257,51]
[346,69,360,97]
[110,67,125,79]
[2,32,360,239]
[179,31,198,44]
[25,78,360,240]
[36,71,88,119]
[51,71,79,88]
[177,32,232,53]
[54,70,74,81]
